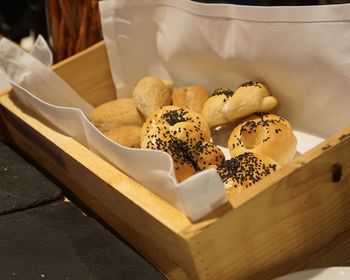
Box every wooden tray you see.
[1,41,350,280]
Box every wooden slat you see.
[52,41,116,107]
[289,226,350,273]
[182,126,350,280]
[0,93,200,279]
[0,108,9,142]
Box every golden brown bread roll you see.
[141,129,197,182]
[90,98,143,133]
[202,81,278,127]
[172,85,209,113]
[105,126,142,148]
[228,113,297,165]
[140,106,224,182]
[132,76,172,118]
[216,152,280,196]
[141,105,211,143]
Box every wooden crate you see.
[1,41,350,280]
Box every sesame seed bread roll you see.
[90,98,143,133]
[141,127,197,182]
[192,142,225,170]
[228,113,297,165]
[132,76,172,118]
[140,125,171,151]
[216,152,280,196]
[140,106,223,182]
[105,126,142,148]
[202,81,278,128]
[172,85,209,114]
[141,106,211,143]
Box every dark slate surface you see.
[0,142,62,215]
[0,201,165,280]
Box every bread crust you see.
[90,98,143,133]
[141,105,211,143]
[202,81,278,127]
[132,76,172,118]
[105,126,142,148]
[140,106,225,182]
[228,113,297,165]
[172,85,209,113]
[216,152,280,196]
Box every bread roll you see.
[216,152,280,196]
[228,113,297,165]
[141,105,211,143]
[172,85,209,113]
[90,98,143,133]
[141,128,197,182]
[105,126,142,148]
[140,106,223,182]
[132,76,172,118]
[202,81,278,127]
[192,142,225,170]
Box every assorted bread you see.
[89,76,297,195]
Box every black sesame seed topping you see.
[162,109,191,126]
[212,88,235,98]
[217,152,277,188]
[239,81,261,88]
[238,114,286,143]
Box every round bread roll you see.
[228,113,297,165]
[132,76,172,118]
[90,98,143,133]
[172,85,209,113]
[216,152,280,196]
[105,126,142,148]
[141,125,171,150]
[140,107,222,182]
[141,129,197,182]
[202,81,278,127]
[141,106,211,143]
